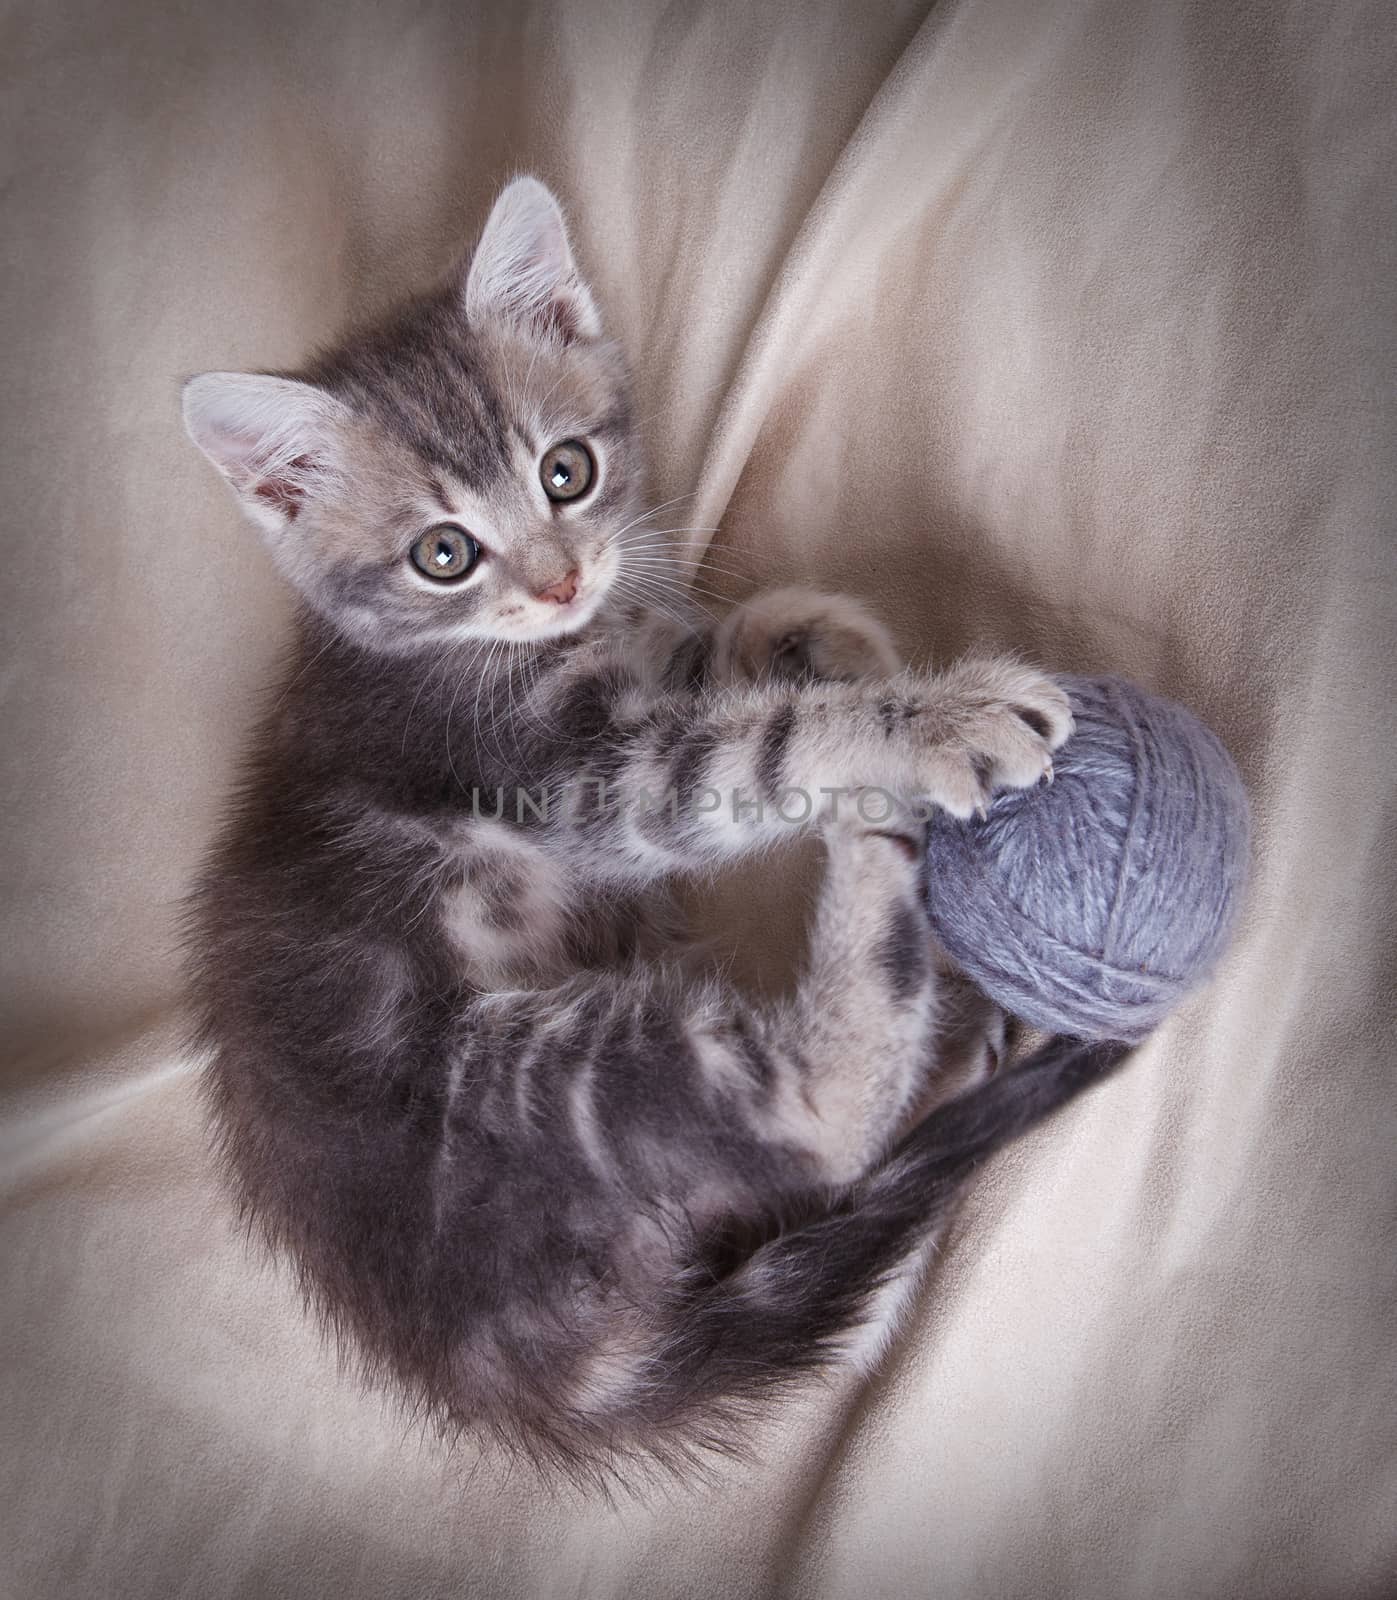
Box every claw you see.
[975,803,989,822]
[1042,761,1055,786]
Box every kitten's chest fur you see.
[296,612,686,995]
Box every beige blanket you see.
[3,1,1394,1595]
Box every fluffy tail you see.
[639,1035,1130,1440]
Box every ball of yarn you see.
[922,675,1250,1042]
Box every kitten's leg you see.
[703,590,1000,1146]
[781,815,942,1182]
[897,964,1007,1135]
[470,825,947,1194]
[541,655,1072,881]
[715,589,1006,1130]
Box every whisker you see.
[492,645,521,774]
[271,632,340,715]
[504,639,546,744]
[668,584,737,611]
[501,642,519,772]
[609,533,743,572]
[613,529,734,547]
[492,644,533,773]
[600,493,702,551]
[608,571,692,622]
[619,553,752,584]
[612,532,726,547]
[467,638,501,784]
[612,527,722,546]
[613,589,700,634]
[613,570,720,627]
[618,550,749,587]
[519,645,558,742]
[444,653,472,798]
[402,643,467,759]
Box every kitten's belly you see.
[440,824,576,990]
[438,821,684,992]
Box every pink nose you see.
[535,568,580,606]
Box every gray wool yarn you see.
[922,675,1250,1042]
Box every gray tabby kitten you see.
[183,177,1126,1482]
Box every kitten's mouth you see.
[513,550,622,640]
[517,572,612,640]
[526,606,596,639]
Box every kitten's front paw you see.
[912,658,1073,819]
[712,586,902,686]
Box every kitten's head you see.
[184,178,642,650]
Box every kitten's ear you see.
[463,177,601,343]
[182,371,351,537]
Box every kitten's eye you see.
[409,524,482,583]
[540,439,595,503]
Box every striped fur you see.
[183,178,1127,1485]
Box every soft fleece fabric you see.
[2,1,1394,1596]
